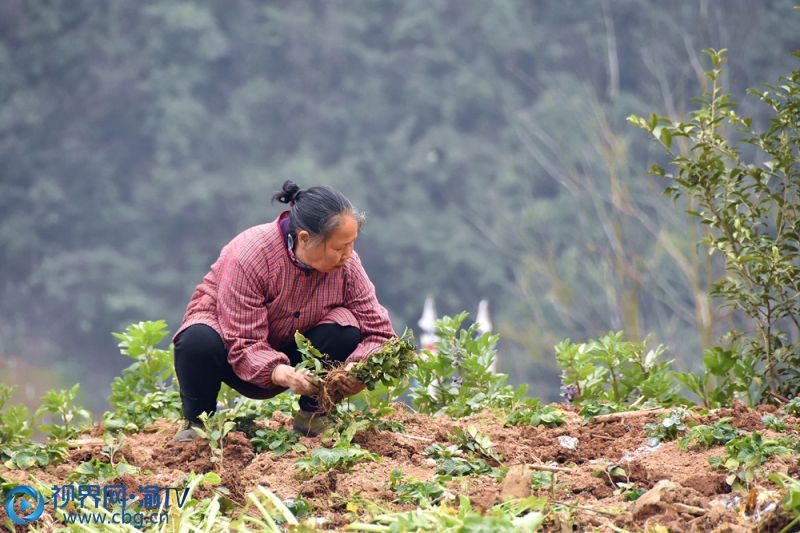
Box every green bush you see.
[103,320,182,431]
[630,49,800,401]
[556,331,680,415]
[409,312,527,418]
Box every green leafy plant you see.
[333,399,406,434]
[784,397,800,416]
[449,425,503,464]
[592,463,647,502]
[0,385,31,450]
[556,331,680,415]
[505,398,567,428]
[227,395,298,438]
[235,486,313,530]
[676,346,760,408]
[1,385,71,470]
[409,312,527,418]
[34,384,92,440]
[424,442,496,478]
[346,494,547,531]
[295,329,417,413]
[644,407,688,446]
[762,414,788,431]
[3,441,68,470]
[630,48,800,400]
[294,421,380,478]
[709,432,794,488]
[294,445,380,478]
[530,470,557,492]
[251,427,307,456]
[350,330,418,391]
[194,411,236,469]
[103,320,182,432]
[768,473,800,533]
[435,457,494,477]
[67,457,139,484]
[678,418,741,450]
[388,469,452,506]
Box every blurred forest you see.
[1,0,798,412]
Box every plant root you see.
[317,367,352,414]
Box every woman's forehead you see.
[329,216,359,243]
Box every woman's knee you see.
[304,324,361,358]
[337,326,362,354]
[174,324,226,365]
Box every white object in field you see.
[476,299,496,372]
[558,435,579,450]
[418,295,438,352]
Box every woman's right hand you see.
[272,364,319,396]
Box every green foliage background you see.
[1,0,798,410]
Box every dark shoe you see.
[172,420,204,442]
[292,410,333,437]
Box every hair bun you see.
[272,180,302,204]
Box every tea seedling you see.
[294,446,380,478]
[709,432,794,488]
[251,427,307,457]
[762,414,787,431]
[449,425,503,464]
[194,411,236,470]
[556,331,679,414]
[505,398,567,428]
[34,385,92,440]
[644,407,688,446]
[409,313,527,418]
[678,418,741,450]
[389,469,452,506]
[67,457,139,484]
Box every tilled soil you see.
[2,403,799,531]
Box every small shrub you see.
[194,411,236,470]
[644,408,689,446]
[409,312,527,418]
[449,425,502,464]
[293,446,379,478]
[389,469,452,506]
[35,384,92,440]
[556,331,680,415]
[630,48,800,400]
[251,427,307,457]
[709,432,794,488]
[0,385,31,449]
[103,321,182,432]
[505,398,567,428]
[67,458,139,484]
[678,418,740,450]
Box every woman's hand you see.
[339,362,366,396]
[272,364,319,396]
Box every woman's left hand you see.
[340,363,366,396]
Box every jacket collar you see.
[277,211,315,273]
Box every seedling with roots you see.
[295,329,417,413]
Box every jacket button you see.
[294,311,301,318]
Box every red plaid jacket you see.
[173,210,396,388]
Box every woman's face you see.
[296,215,358,273]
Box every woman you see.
[171,181,396,440]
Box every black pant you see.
[173,323,361,423]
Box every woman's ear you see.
[296,229,311,246]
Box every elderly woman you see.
[171,181,396,440]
